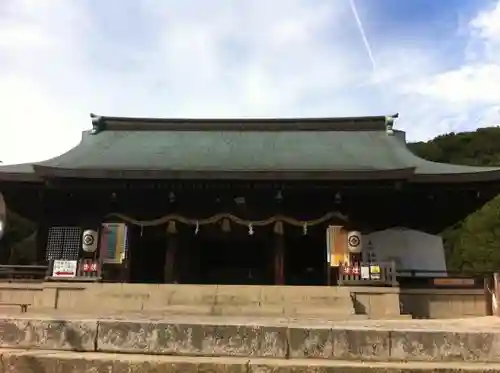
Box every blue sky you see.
[0,0,499,163]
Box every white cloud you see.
[0,0,92,163]
[398,0,500,136]
[0,0,500,164]
[404,64,500,104]
[470,1,500,44]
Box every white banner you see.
[52,260,77,278]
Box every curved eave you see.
[413,169,500,183]
[393,134,500,184]
[32,165,416,181]
[0,164,41,183]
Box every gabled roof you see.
[2,113,500,183]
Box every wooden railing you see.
[337,261,398,286]
[0,265,47,282]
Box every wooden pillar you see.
[35,190,48,265]
[35,224,48,265]
[494,272,500,317]
[274,222,285,285]
[164,221,178,283]
[484,274,494,316]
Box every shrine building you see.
[0,113,499,285]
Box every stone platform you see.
[3,349,500,373]
[0,282,487,319]
[1,313,500,363]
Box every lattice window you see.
[45,226,82,261]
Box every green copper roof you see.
[2,114,500,182]
[41,129,408,171]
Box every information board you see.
[52,260,77,278]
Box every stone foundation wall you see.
[0,283,487,319]
[1,316,500,362]
[343,287,486,319]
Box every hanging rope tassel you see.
[248,223,254,236]
[194,221,199,235]
[274,221,284,235]
[221,218,231,232]
[167,220,177,234]
[303,222,308,235]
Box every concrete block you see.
[200,324,261,357]
[331,328,390,360]
[284,306,354,318]
[288,327,334,359]
[168,285,218,305]
[160,305,213,315]
[260,286,285,305]
[214,285,262,306]
[390,331,500,362]
[0,318,97,351]
[290,327,390,361]
[96,320,288,358]
[97,321,160,354]
[211,304,284,317]
[33,288,57,309]
[0,350,248,373]
[5,350,500,373]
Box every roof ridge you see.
[89,113,399,134]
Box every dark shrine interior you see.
[128,225,166,284]
[285,230,327,286]
[196,231,274,285]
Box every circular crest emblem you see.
[83,234,95,246]
[348,235,360,248]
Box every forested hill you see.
[409,127,500,272]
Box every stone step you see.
[210,304,356,318]
[77,296,357,317]
[3,349,500,373]
[2,315,500,362]
[74,284,357,314]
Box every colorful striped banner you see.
[99,223,128,263]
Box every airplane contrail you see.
[348,0,377,73]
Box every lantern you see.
[82,230,98,253]
[347,231,362,254]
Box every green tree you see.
[409,127,500,272]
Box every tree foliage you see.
[0,209,36,263]
[409,127,500,272]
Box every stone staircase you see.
[74,284,360,319]
[1,314,499,372]
[4,351,498,372]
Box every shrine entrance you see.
[196,228,274,285]
[128,225,166,283]
[284,230,327,286]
